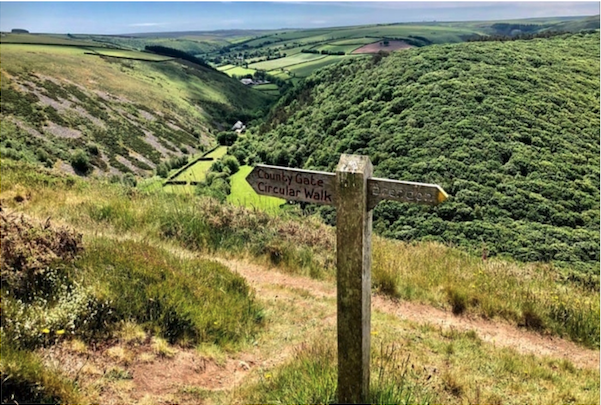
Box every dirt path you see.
[215,257,600,370]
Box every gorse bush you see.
[0,209,82,298]
[70,149,92,174]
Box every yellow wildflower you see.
[41,328,50,334]
[56,330,65,335]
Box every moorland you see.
[1,15,599,404]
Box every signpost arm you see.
[335,154,372,404]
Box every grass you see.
[287,55,348,77]
[221,66,257,77]
[1,345,86,404]
[2,158,599,404]
[226,283,599,405]
[167,146,229,187]
[1,159,599,348]
[0,43,271,158]
[77,237,264,346]
[249,52,326,71]
[372,238,600,348]
[171,160,213,183]
[89,48,173,61]
[205,145,228,159]
[227,165,285,210]
[0,33,99,46]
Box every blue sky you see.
[0,2,599,35]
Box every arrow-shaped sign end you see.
[437,187,449,204]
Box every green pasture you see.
[0,33,98,46]
[254,83,280,96]
[171,160,213,183]
[217,64,236,71]
[221,66,257,77]
[227,165,285,210]
[329,37,379,46]
[313,43,360,54]
[270,70,291,80]
[287,55,347,77]
[254,83,279,90]
[206,146,228,159]
[0,43,91,56]
[249,52,325,70]
[166,146,228,188]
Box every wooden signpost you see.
[246,154,448,404]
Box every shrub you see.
[86,142,100,156]
[222,155,240,174]
[70,149,92,174]
[156,163,169,178]
[217,131,238,146]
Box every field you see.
[227,165,285,210]
[0,33,100,46]
[211,22,486,88]
[249,52,326,71]
[219,65,257,77]
[287,55,351,77]
[253,83,280,96]
[165,146,229,193]
[209,16,598,90]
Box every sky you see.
[0,1,599,35]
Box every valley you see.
[1,12,600,405]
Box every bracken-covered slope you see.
[234,32,600,279]
[0,44,272,176]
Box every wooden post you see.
[246,156,447,405]
[335,154,373,404]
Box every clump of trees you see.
[155,155,189,178]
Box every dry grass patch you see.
[151,337,177,358]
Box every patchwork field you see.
[249,52,326,70]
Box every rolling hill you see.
[233,31,601,280]
[0,42,273,176]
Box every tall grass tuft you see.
[372,239,600,348]
[77,237,264,347]
[236,337,433,404]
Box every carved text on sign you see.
[247,165,336,205]
[367,178,448,210]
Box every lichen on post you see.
[335,154,373,404]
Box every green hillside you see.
[0,43,272,176]
[233,32,600,280]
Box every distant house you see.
[232,121,246,133]
[240,78,270,86]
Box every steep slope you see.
[0,44,272,176]
[234,32,600,279]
